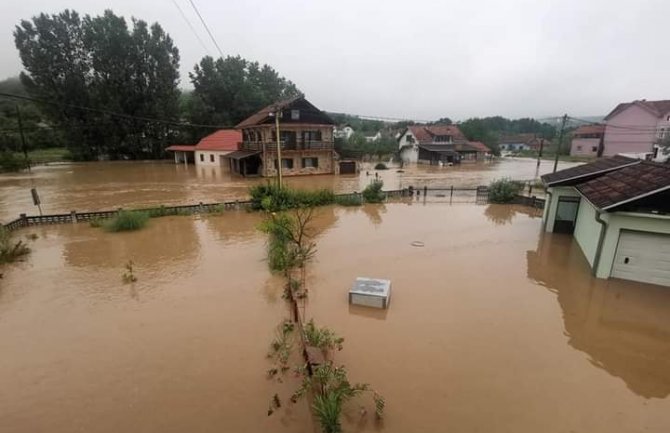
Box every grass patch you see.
[103,211,149,232]
[0,151,29,172]
[0,227,31,264]
[250,183,335,212]
[334,194,363,207]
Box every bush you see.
[334,194,362,207]
[103,211,149,232]
[374,162,388,170]
[362,180,385,203]
[488,178,522,203]
[250,183,335,212]
[0,227,31,264]
[0,152,29,172]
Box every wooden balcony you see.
[241,141,333,152]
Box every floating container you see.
[349,277,391,309]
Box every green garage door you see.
[611,230,670,287]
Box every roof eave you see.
[600,184,670,211]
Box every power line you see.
[0,92,235,130]
[188,0,224,58]
[171,0,211,55]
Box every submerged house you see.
[234,96,337,177]
[541,156,670,287]
[166,129,242,169]
[397,125,486,164]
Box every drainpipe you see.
[592,210,608,277]
[542,189,553,231]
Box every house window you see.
[291,109,300,120]
[302,157,318,168]
[576,145,582,151]
[200,154,204,162]
[276,158,294,169]
[303,131,322,142]
[591,146,598,152]
[435,135,451,142]
[210,154,215,162]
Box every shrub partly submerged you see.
[362,180,385,203]
[488,178,523,203]
[250,183,335,212]
[0,227,31,264]
[103,211,149,232]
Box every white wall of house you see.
[573,199,601,266]
[570,138,600,157]
[542,186,582,232]
[398,130,418,163]
[195,150,233,167]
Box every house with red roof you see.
[397,125,489,164]
[603,99,670,162]
[166,129,242,169]
[570,124,605,157]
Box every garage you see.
[612,231,670,286]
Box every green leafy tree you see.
[14,9,180,160]
[187,55,300,131]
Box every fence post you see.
[70,210,77,223]
[20,213,27,228]
[423,185,428,196]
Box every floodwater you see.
[1,203,669,433]
[0,158,578,222]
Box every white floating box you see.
[349,277,391,309]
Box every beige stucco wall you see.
[542,186,582,232]
[573,198,600,266]
[595,212,670,278]
[195,150,233,167]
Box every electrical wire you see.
[188,0,224,58]
[171,0,211,55]
[0,92,235,130]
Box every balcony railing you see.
[241,141,333,151]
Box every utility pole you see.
[16,105,30,171]
[274,106,283,188]
[553,114,568,173]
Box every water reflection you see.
[361,204,386,226]
[527,233,670,398]
[348,304,389,320]
[484,204,542,225]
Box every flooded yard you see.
[0,158,578,222]
[1,203,669,433]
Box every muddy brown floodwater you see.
[0,158,579,222]
[2,203,669,433]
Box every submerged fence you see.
[2,186,544,232]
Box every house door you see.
[553,196,580,234]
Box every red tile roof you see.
[468,141,491,152]
[573,124,605,136]
[166,145,196,152]
[576,161,670,210]
[406,125,466,144]
[195,129,242,151]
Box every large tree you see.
[14,9,180,160]
[188,55,300,131]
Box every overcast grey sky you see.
[1,0,668,121]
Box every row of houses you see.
[570,99,670,162]
[167,96,493,176]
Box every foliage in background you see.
[335,131,397,159]
[187,55,300,137]
[0,227,31,264]
[488,178,522,203]
[362,180,385,203]
[250,183,335,212]
[458,116,558,157]
[0,151,29,172]
[103,210,149,232]
[14,9,181,160]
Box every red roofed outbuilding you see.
[166,129,242,167]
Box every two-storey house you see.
[234,96,336,177]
